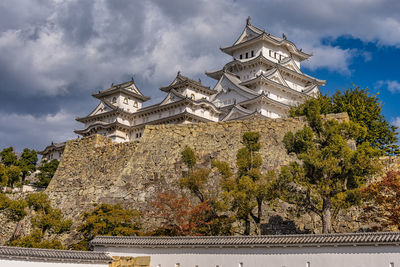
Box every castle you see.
[74,18,325,143]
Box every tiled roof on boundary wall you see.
[91,232,400,248]
[0,246,113,264]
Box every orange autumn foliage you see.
[148,192,211,236]
[363,171,400,229]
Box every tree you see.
[149,192,211,236]
[10,192,72,249]
[5,165,22,188]
[26,192,72,235]
[75,203,141,249]
[281,109,381,233]
[0,164,7,186]
[18,148,38,181]
[8,229,64,249]
[0,147,17,167]
[0,193,27,221]
[363,171,400,230]
[216,132,277,235]
[36,159,59,187]
[178,147,235,235]
[290,86,399,155]
[27,191,52,213]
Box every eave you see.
[239,73,309,98]
[224,53,326,86]
[37,142,66,155]
[237,93,290,110]
[129,111,214,130]
[76,109,131,123]
[74,121,130,135]
[205,69,224,80]
[220,33,312,61]
[136,96,221,116]
[92,87,150,101]
[220,72,259,97]
[220,105,253,121]
[160,80,216,95]
[229,111,270,121]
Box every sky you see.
[1,0,400,151]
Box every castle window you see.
[112,97,117,104]
[240,54,243,59]
[134,101,138,108]
[245,52,248,58]
[251,50,254,57]
[123,97,128,104]
[269,50,272,57]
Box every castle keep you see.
[74,18,325,143]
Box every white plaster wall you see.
[261,44,290,63]
[190,107,218,122]
[181,88,209,101]
[116,117,130,126]
[232,44,261,61]
[0,259,108,267]
[213,77,252,107]
[46,150,62,161]
[113,93,142,113]
[244,102,282,119]
[283,76,306,92]
[95,245,400,267]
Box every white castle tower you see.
[74,18,325,143]
[207,17,325,120]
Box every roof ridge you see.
[96,231,400,240]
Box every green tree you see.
[27,191,51,213]
[281,108,381,233]
[9,229,64,249]
[0,147,17,167]
[26,192,72,235]
[36,159,59,187]
[0,164,7,186]
[10,192,71,249]
[181,146,196,170]
[178,147,235,235]
[290,86,399,155]
[32,208,72,235]
[216,132,277,235]
[18,148,38,181]
[75,204,141,250]
[5,165,22,188]
[0,193,27,221]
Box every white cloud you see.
[1,0,400,149]
[0,110,79,151]
[392,117,400,136]
[302,46,355,74]
[376,80,400,93]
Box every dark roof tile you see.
[91,232,400,248]
[0,246,112,263]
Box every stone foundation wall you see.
[44,114,400,235]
